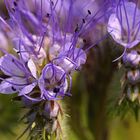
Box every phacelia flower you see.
[0,54,37,96]
[49,35,87,73]
[0,0,112,139]
[108,0,140,48]
[38,63,68,100]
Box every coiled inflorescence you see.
[0,0,108,139]
[108,0,140,103]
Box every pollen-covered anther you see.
[88,10,92,15]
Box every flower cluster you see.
[2,0,140,139]
[0,0,109,139]
[0,0,88,101]
[0,0,111,101]
[108,0,140,103]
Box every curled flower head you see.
[38,63,68,100]
[0,1,116,139]
[108,0,140,48]
[0,0,109,102]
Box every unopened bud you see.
[127,86,139,102]
[127,70,140,84]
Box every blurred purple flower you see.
[123,50,140,67]
[108,0,140,48]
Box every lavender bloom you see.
[108,0,140,48]
[38,63,68,100]
[0,54,37,97]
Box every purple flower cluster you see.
[107,0,140,102]
[0,0,108,101]
[108,0,140,49]
[1,0,140,138]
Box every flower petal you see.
[0,77,26,94]
[0,54,25,77]
[19,82,37,96]
[27,59,37,78]
[0,81,16,94]
[108,14,122,44]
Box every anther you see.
[12,59,15,62]
[51,1,54,5]
[83,39,87,43]
[82,19,86,23]
[75,24,79,32]
[13,1,17,7]
[12,8,15,12]
[53,87,60,93]
[12,86,16,91]
[88,10,91,15]
[46,13,50,17]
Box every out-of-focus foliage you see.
[0,94,21,137]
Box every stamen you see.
[88,10,91,15]
[12,86,17,91]
[53,87,60,93]
[13,1,17,7]
[82,19,86,24]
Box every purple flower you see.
[0,0,109,102]
[13,35,47,66]
[0,54,37,96]
[38,63,68,100]
[49,36,87,73]
[4,0,46,34]
[108,0,140,48]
